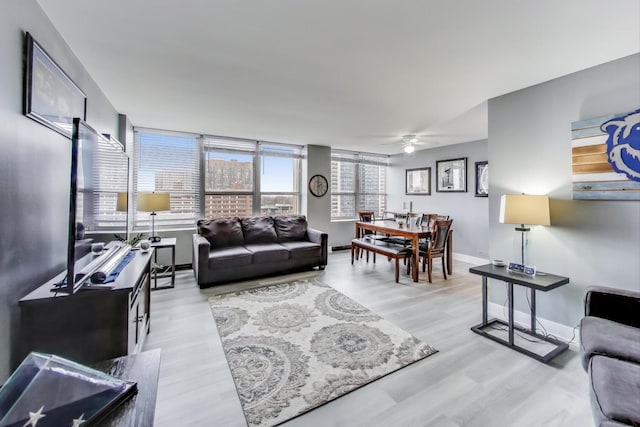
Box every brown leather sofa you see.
[192,215,327,288]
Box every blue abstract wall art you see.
[601,109,640,182]
[571,109,640,201]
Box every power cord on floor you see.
[498,284,581,345]
[497,284,551,344]
[566,323,580,345]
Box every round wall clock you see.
[309,174,328,197]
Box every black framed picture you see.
[475,161,489,197]
[436,157,467,192]
[405,167,431,195]
[24,32,87,138]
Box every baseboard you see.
[487,302,580,350]
[330,245,351,252]
[452,252,488,266]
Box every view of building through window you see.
[135,131,304,228]
[135,132,200,229]
[204,151,254,218]
[331,151,387,219]
[133,133,387,229]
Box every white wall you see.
[488,53,640,328]
[387,140,490,260]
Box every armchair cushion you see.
[198,218,244,249]
[580,316,640,370]
[589,355,640,427]
[274,215,307,242]
[242,216,278,244]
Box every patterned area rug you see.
[208,278,438,427]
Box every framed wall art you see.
[475,161,488,197]
[405,167,431,195]
[436,157,467,192]
[571,109,640,201]
[24,32,87,138]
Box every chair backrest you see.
[381,211,396,220]
[422,214,437,228]
[358,211,375,222]
[429,219,453,252]
[423,214,449,229]
[407,212,421,226]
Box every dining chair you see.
[383,212,423,265]
[357,211,387,261]
[418,219,453,283]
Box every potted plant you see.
[114,233,146,247]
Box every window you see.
[203,137,255,218]
[331,150,387,220]
[259,143,302,216]
[134,130,200,230]
[134,130,303,225]
[77,133,129,231]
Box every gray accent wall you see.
[305,145,333,235]
[0,1,120,380]
[387,140,490,259]
[488,53,640,328]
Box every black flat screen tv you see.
[62,118,129,294]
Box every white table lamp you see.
[499,194,550,265]
[137,192,170,242]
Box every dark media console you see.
[18,249,153,365]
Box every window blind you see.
[134,130,200,229]
[77,134,129,230]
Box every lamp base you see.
[148,236,162,243]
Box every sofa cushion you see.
[208,246,253,269]
[589,355,640,427]
[242,217,278,244]
[279,241,321,260]
[198,218,244,249]
[274,215,308,242]
[580,316,640,370]
[244,243,290,264]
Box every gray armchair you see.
[580,286,640,427]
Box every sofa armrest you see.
[585,286,640,329]
[192,234,210,286]
[307,228,328,266]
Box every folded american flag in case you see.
[0,352,136,426]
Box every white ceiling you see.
[37,0,639,154]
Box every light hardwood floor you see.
[143,252,593,427]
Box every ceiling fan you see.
[398,134,438,153]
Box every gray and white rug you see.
[208,278,438,427]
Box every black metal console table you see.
[469,264,570,363]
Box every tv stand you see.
[18,249,153,366]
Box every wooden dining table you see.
[355,220,453,282]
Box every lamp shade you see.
[137,192,171,212]
[116,192,128,212]
[499,194,550,226]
